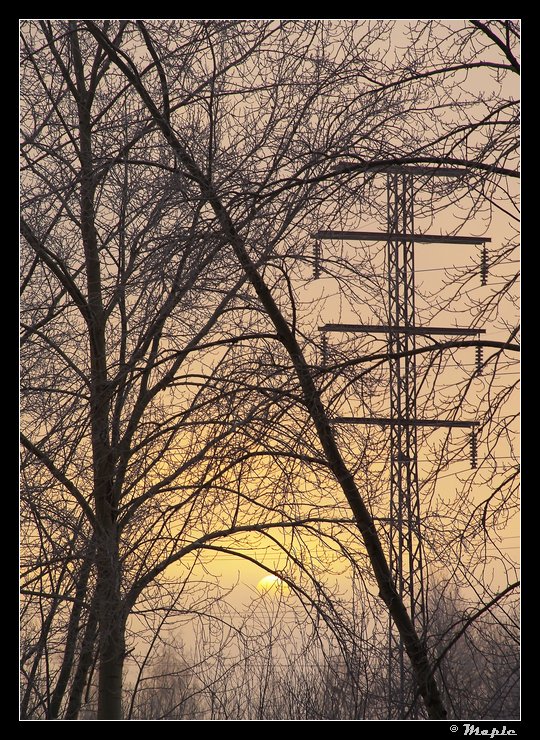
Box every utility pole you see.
[314,165,489,718]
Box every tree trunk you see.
[70,23,123,719]
[96,531,125,720]
[48,544,94,718]
[64,607,98,720]
[20,604,56,718]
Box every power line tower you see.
[314,165,489,718]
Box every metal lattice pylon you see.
[313,164,488,718]
[386,172,426,718]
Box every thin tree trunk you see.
[21,539,78,718]
[64,607,98,719]
[48,544,94,718]
[20,604,56,718]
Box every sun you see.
[256,574,290,596]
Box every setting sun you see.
[256,574,290,596]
